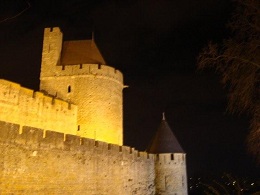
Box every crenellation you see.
[0,79,19,105]
[19,86,34,97]
[81,137,95,148]
[64,134,81,151]
[108,143,117,152]
[0,121,20,143]
[43,94,53,106]
[0,26,187,194]
[139,151,148,159]
[94,141,109,154]
[44,27,60,34]
[0,119,185,194]
[148,153,155,160]
[108,143,111,150]
[42,130,65,149]
[49,64,123,84]
[155,153,187,165]
[17,126,43,148]
[0,79,78,136]
[1,121,152,164]
[50,27,61,33]
[0,78,20,88]
[132,150,139,158]
[121,145,131,154]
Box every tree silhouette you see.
[198,0,260,162]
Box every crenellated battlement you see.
[0,120,156,194]
[44,27,61,33]
[0,121,152,161]
[0,79,73,108]
[46,64,123,85]
[155,153,186,165]
[0,26,187,194]
[0,79,77,135]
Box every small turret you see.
[147,112,184,154]
[147,113,188,195]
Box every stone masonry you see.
[0,27,188,195]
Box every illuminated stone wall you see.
[40,27,124,145]
[154,154,188,195]
[0,79,77,135]
[0,121,155,194]
[0,27,188,195]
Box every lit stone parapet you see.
[0,79,77,135]
[41,64,123,86]
[0,122,155,194]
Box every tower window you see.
[68,85,71,93]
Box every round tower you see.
[147,113,188,195]
[40,27,124,145]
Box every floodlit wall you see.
[154,153,188,195]
[40,27,124,145]
[0,121,155,195]
[0,79,77,135]
[0,27,188,195]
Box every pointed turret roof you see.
[146,113,184,154]
[60,39,106,65]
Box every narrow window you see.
[51,97,55,105]
[171,153,174,160]
[68,85,71,93]
[77,125,80,131]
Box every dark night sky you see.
[0,0,258,179]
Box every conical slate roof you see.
[146,114,184,154]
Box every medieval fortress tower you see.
[0,27,187,195]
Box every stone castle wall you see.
[0,120,187,194]
[0,79,77,135]
[40,27,124,145]
[0,26,188,194]
[0,121,155,195]
[154,154,188,194]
